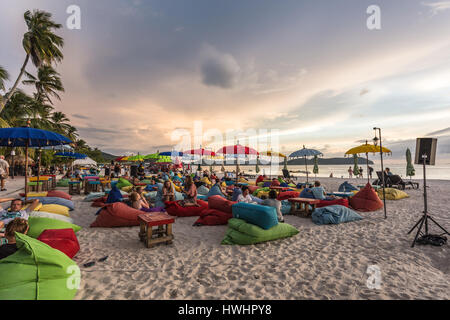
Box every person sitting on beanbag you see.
[262,190,284,222]
[129,191,152,212]
[236,186,257,204]
[0,218,29,260]
[180,176,200,207]
[0,198,40,232]
[309,181,341,200]
[162,181,175,202]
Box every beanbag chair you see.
[83,192,106,202]
[256,190,270,198]
[107,186,123,203]
[201,177,212,185]
[91,196,107,208]
[40,204,70,217]
[338,181,359,192]
[0,233,79,300]
[208,195,236,214]
[232,188,242,201]
[47,190,72,201]
[207,185,226,199]
[116,177,132,189]
[29,211,74,224]
[312,205,363,225]
[349,183,383,212]
[193,209,232,226]
[376,188,409,200]
[37,229,80,259]
[248,185,259,193]
[27,217,81,239]
[197,195,208,200]
[197,185,210,195]
[299,188,315,199]
[270,180,280,187]
[144,184,158,192]
[232,202,278,230]
[225,180,235,186]
[316,198,349,208]
[263,182,271,188]
[164,200,208,217]
[221,218,299,245]
[25,197,75,211]
[280,183,289,187]
[277,191,300,201]
[90,202,142,228]
[121,186,134,193]
[19,192,48,198]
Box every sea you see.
[217,163,450,180]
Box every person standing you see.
[348,166,353,179]
[0,156,10,192]
[359,167,364,179]
[368,166,374,179]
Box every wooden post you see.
[36,149,41,192]
[25,142,29,200]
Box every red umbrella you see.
[115,156,125,162]
[183,148,216,156]
[216,144,259,183]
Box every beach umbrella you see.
[216,144,259,183]
[260,150,286,177]
[55,152,87,159]
[0,125,72,197]
[156,156,172,163]
[345,141,391,183]
[353,154,360,176]
[406,148,415,179]
[128,154,145,162]
[313,155,319,177]
[288,146,322,183]
[144,153,159,160]
[159,151,184,157]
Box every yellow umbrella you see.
[345,141,392,183]
[259,151,287,158]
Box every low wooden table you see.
[288,197,321,217]
[138,212,175,248]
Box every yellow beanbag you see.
[25,192,48,198]
[377,188,409,200]
[10,203,43,212]
[201,177,212,185]
[39,204,70,217]
[256,190,269,198]
[121,186,134,193]
[174,185,182,192]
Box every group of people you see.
[348,166,374,179]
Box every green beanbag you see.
[27,217,82,239]
[116,177,133,189]
[0,233,79,300]
[221,218,299,245]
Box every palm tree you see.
[1,10,64,110]
[23,66,64,104]
[0,66,9,92]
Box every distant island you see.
[192,157,373,166]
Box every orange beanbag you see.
[248,185,260,193]
[47,190,72,200]
[277,191,300,201]
[164,200,208,217]
[194,209,232,226]
[316,198,349,208]
[90,202,142,227]
[349,183,383,212]
[37,228,80,259]
[208,195,236,214]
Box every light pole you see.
[10,149,15,179]
[373,128,387,219]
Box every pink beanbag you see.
[207,195,236,214]
[90,202,142,227]
[47,190,72,200]
[165,200,208,217]
[316,198,349,208]
[194,209,232,226]
[277,191,300,201]
[349,183,383,212]
[271,180,280,187]
[37,228,80,259]
[248,186,259,193]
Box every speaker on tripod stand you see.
[408,138,449,247]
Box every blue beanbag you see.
[232,188,242,202]
[280,183,289,187]
[144,184,158,192]
[197,195,208,200]
[300,188,315,199]
[207,184,226,199]
[312,205,363,225]
[231,202,278,230]
[106,186,123,204]
[263,182,271,188]
[338,181,359,192]
[225,180,235,186]
[24,197,75,211]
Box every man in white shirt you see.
[0,156,9,192]
[0,198,40,231]
[236,186,256,204]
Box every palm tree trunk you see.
[1,54,30,111]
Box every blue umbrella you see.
[289,145,323,183]
[159,151,184,157]
[0,126,72,196]
[55,152,87,159]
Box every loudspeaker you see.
[130,165,138,177]
[415,138,437,165]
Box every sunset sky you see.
[1,0,450,162]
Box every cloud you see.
[426,127,450,136]
[422,1,450,15]
[72,114,90,120]
[360,88,370,96]
[200,45,240,89]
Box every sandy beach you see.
[8,176,443,300]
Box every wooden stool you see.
[100,180,111,192]
[138,212,175,248]
[28,182,43,192]
[69,181,81,195]
[288,197,321,217]
[86,181,101,194]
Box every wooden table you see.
[138,212,175,248]
[288,197,321,217]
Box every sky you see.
[1,0,450,163]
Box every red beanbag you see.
[316,198,349,208]
[91,196,108,208]
[271,180,281,187]
[37,228,80,259]
[47,190,72,200]
[207,195,236,214]
[194,209,232,226]
[248,186,259,193]
[90,202,142,227]
[349,183,383,212]
[164,200,208,217]
[277,191,300,201]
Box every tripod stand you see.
[408,154,449,247]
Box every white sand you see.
[8,177,448,300]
